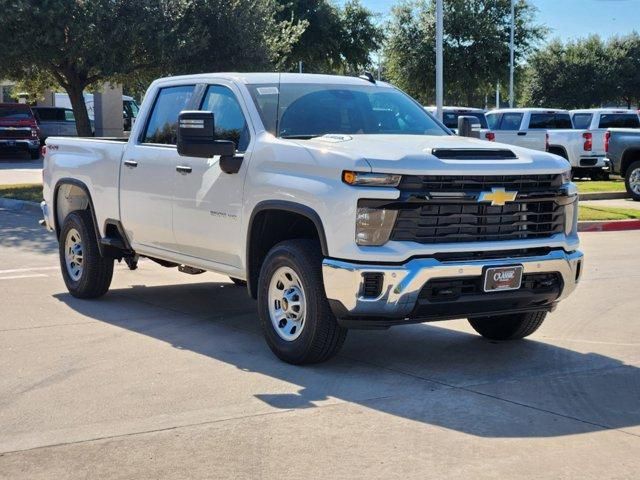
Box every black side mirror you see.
[177,110,235,159]
[457,116,481,138]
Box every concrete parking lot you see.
[0,208,639,479]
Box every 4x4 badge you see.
[477,187,518,206]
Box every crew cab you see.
[0,103,40,159]
[605,128,640,200]
[41,73,583,364]
[32,107,78,143]
[487,108,608,179]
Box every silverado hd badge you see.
[477,187,518,206]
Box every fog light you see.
[356,208,397,246]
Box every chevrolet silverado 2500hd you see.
[41,73,584,364]
[605,128,640,200]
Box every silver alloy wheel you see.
[268,266,307,341]
[64,228,84,281]
[630,167,640,195]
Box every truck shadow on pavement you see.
[0,210,57,254]
[54,280,640,439]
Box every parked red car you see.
[0,103,41,159]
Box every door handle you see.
[176,165,192,174]
[517,132,527,136]
[124,160,138,168]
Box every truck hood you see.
[297,134,570,175]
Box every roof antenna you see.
[359,71,376,84]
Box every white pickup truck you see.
[41,73,583,364]
[486,108,609,179]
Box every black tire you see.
[625,160,640,201]
[59,210,114,298]
[468,311,547,341]
[229,277,247,287]
[257,239,347,364]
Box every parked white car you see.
[571,108,640,131]
[41,73,583,364]
[486,108,609,179]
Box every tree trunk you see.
[66,84,93,137]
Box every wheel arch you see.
[620,148,640,177]
[246,201,328,299]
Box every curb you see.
[578,219,640,232]
[579,191,628,200]
[0,197,41,215]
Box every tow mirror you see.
[457,116,481,138]
[177,110,235,159]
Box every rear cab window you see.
[598,114,640,129]
[498,113,523,130]
[0,105,34,121]
[529,113,573,129]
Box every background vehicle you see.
[605,128,640,200]
[424,106,487,134]
[571,108,640,130]
[32,107,78,143]
[486,108,608,179]
[0,103,40,159]
[484,108,549,151]
[53,92,139,132]
[41,73,583,364]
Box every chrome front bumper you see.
[322,249,584,320]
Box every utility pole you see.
[435,0,443,121]
[299,61,303,74]
[496,81,500,109]
[509,0,515,108]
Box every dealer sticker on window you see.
[483,265,523,292]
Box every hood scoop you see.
[431,148,517,160]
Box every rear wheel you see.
[257,239,347,364]
[59,210,114,298]
[625,160,640,201]
[468,311,547,340]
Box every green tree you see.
[384,0,546,106]
[0,0,169,136]
[608,33,640,108]
[275,0,384,73]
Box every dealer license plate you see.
[483,265,523,292]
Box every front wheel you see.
[625,160,640,201]
[468,311,547,341]
[257,239,347,364]
[59,210,114,298]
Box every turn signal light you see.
[484,132,495,141]
[583,132,592,151]
[604,131,611,153]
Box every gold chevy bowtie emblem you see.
[477,187,518,206]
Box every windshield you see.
[0,105,33,120]
[529,113,573,129]
[442,111,488,129]
[248,83,448,138]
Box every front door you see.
[120,84,197,252]
[172,82,252,268]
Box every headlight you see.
[561,170,572,184]
[564,197,578,235]
[343,171,401,187]
[355,207,397,246]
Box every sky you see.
[341,0,640,43]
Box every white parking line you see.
[0,274,48,280]
[0,266,58,275]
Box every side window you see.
[486,113,500,129]
[143,85,195,145]
[499,113,523,130]
[64,109,75,122]
[200,85,250,152]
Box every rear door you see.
[119,84,198,252]
[172,81,252,268]
[489,112,536,148]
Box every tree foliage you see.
[384,0,546,106]
[523,33,640,109]
[275,0,384,73]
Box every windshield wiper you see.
[280,134,320,139]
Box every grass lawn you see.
[575,179,626,193]
[579,205,640,221]
[0,183,43,202]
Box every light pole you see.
[509,0,515,108]
[435,0,443,121]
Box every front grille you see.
[398,174,563,193]
[387,174,566,245]
[419,273,562,302]
[0,128,31,139]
